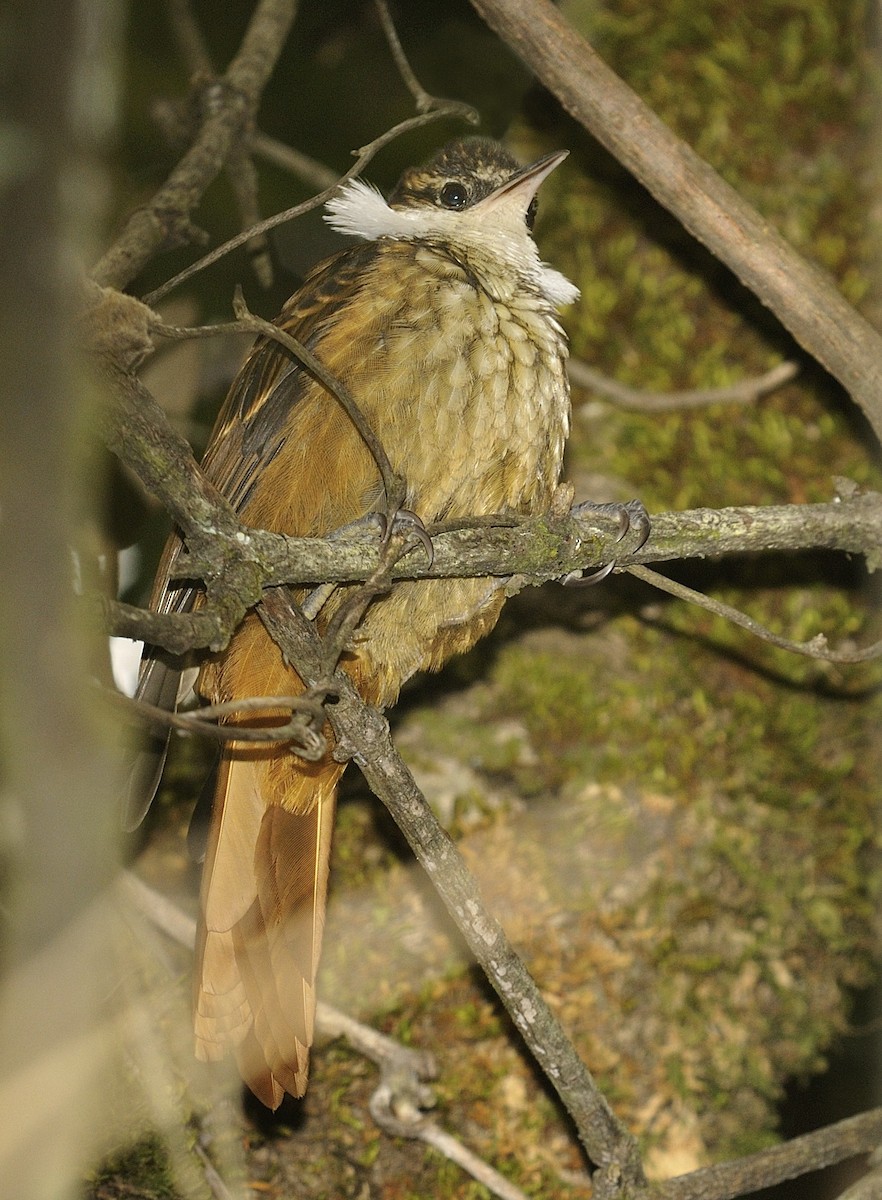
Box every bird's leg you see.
[378,507,434,567]
[299,512,392,620]
[316,505,437,676]
[561,498,651,586]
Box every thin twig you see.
[375,0,435,111]
[630,563,882,663]
[250,131,340,189]
[374,0,476,120]
[192,1142,235,1200]
[107,685,332,755]
[570,359,800,411]
[419,1123,533,1200]
[143,104,478,306]
[231,291,405,514]
[225,140,274,288]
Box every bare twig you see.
[374,0,476,121]
[250,131,340,189]
[142,104,478,306]
[192,1141,235,1200]
[630,564,882,663]
[418,1123,533,1200]
[375,0,436,111]
[570,359,800,412]
[656,1108,882,1200]
[314,1003,438,1088]
[107,685,331,755]
[92,0,299,290]
[226,140,274,288]
[466,0,882,445]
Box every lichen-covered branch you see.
[98,487,882,655]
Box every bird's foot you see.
[560,498,650,587]
[378,507,434,567]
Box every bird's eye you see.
[526,197,539,231]
[439,181,468,210]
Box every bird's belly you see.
[348,284,571,696]
[368,281,570,522]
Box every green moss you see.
[87,1136,179,1200]
[478,597,878,1155]
[532,0,882,529]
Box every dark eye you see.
[526,197,538,231]
[439,181,468,210]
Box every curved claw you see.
[612,505,631,543]
[561,497,651,587]
[560,560,617,588]
[380,507,434,567]
[622,499,651,552]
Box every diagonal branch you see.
[91,0,299,290]
[656,1107,882,1200]
[256,586,646,1192]
[466,0,882,445]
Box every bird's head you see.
[324,136,579,307]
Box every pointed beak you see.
[473,149,569,217]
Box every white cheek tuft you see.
[323,179,580,310]
[537,267,580,307]
[324,180,427,241]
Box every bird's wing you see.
[125,241,383,828]
[200,240,382,513]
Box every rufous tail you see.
[193,745,343,1108]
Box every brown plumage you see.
[133,137,578,1107]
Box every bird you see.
[131,135,582,1108]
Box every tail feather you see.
[194,746,342,1106]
